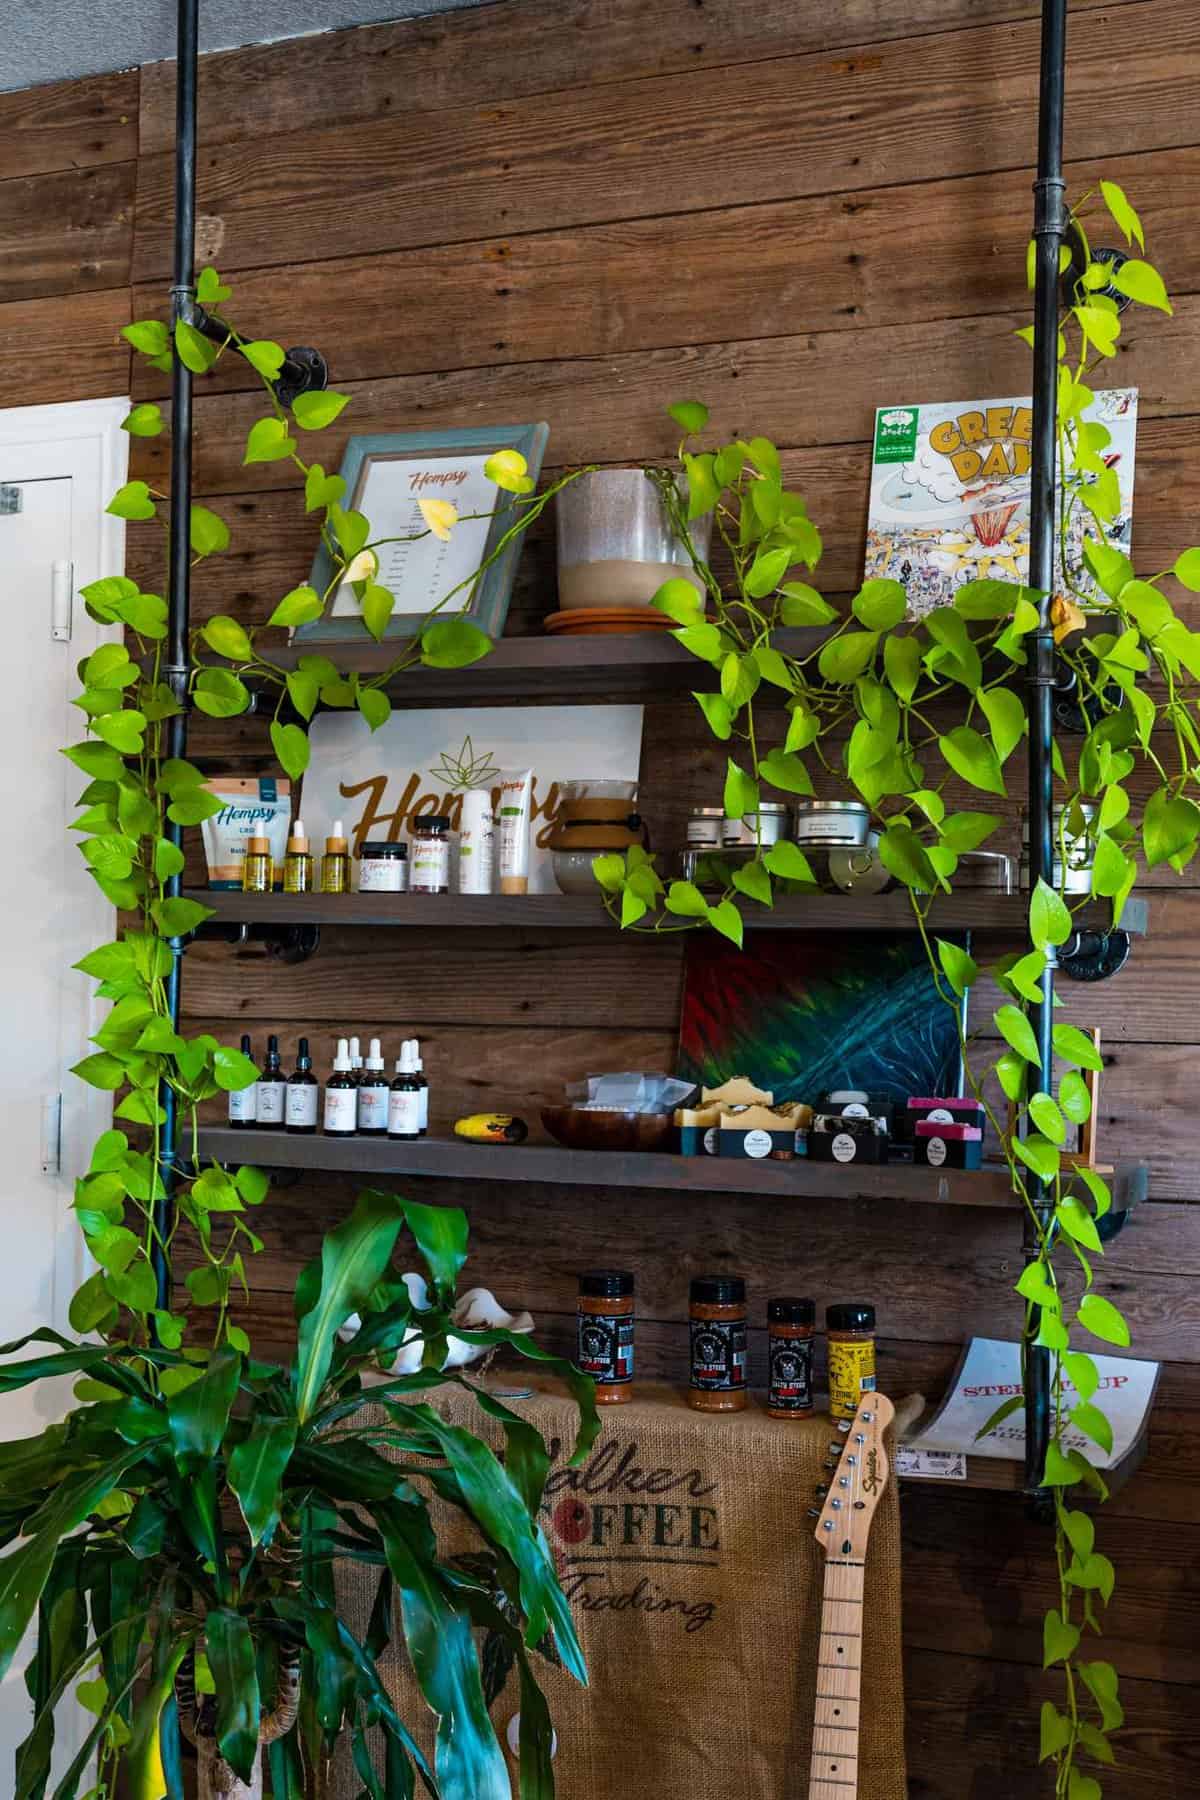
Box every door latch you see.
[50,560,73,641]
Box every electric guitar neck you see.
[807,1392,894,1800]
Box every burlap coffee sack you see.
[332,1380,905,1800]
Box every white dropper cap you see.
[332,1037,351,1072]
[411,1038,423,1072]
[349,1035,362,1069]
[365,1037,385,1071]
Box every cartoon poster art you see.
[865,389,1138,619]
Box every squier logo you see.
[862,1447,881,1495]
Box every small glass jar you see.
[1021,803,1096,896]
[826,1302,877,1423]
[687,806,726,850]
[359,841,409,893]
[767,1297,815,1420]
[410,815,451,894]
[577,1270,635,1405]
[688,1276,747,1412]
[241,834,273,894]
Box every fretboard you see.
[808,1557,865,1800]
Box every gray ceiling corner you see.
[0,0,495,95]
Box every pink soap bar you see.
[915,1120,982,1142]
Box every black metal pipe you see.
[1023,0,1069,1501]
[152,0,200,1313]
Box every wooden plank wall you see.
[3,2,1199,1791]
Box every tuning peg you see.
[827,1442,844,1455]
[807,1506,822,1518]
[837,1419,852,1433]
[813,1483,829,1498]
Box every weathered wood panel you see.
[0,289,130,407]
[0,162,134,303]
[132,12,1200,280]
[138,0,1143,156]
[0,68,138,179]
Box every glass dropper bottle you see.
[321,819,351,894]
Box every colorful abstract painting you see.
[677,932,963,1103]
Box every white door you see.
[0,399,129,1771]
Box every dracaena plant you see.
[2,1194,597,1800]
[595,181,1186,1794]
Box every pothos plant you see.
[3,266,597,1798]
[592,180,1185,1797]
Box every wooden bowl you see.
[540,1105,675,1153]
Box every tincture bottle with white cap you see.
[321,819,350,894]
[283,819,313,893]
[358,1039,390,1136]
[388,1045,421,1141]
[324,1038,358,1137]
[409,1038,429,1136]
[349,1036,364,1084]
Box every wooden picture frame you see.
[298,421,549,643]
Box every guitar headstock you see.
[812,1392,895,1559]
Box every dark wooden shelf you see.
[270,628,825,704]
[189,888,1148,936]
[195,1129,1149,1214]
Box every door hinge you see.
[50,560,73,641]
[41,1093,63,1175]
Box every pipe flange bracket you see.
[274,347,329,408]
[1059,927,1132,982]
[263,923,321,965]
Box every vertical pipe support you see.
[1023,0,1069,1503]
[152,0,200,1312]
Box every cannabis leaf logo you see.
[430,735,501,793]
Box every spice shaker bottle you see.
[688,1276,748,1412]
[826,1303,877,1422]
[767,1297,815,1419]
[577,1271,635,1405]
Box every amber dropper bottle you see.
[321,819,351,894]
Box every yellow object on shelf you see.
[453,1113,529,1144]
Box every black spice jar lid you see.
[579,1269,635,1297]
[768,1296,815,1324]
[415,814,451,835]
[361,840,408,858]
[826,1302,876,1332]
[691,1275,746,1306]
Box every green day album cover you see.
[677,933,964,1105]
[865,390,1138,619]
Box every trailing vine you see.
[591,180,1182,1795]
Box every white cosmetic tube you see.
[497,769,533,895]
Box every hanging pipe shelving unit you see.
[155,0,1113,1505]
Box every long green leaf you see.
[0,1441,157,1684]
[397,1198,468,1304]
[293,1192,406,1422]
[167,1346,241,1475]
[403,1407,587,1683]
[451,1327,601,1465]
[375,1507,509,1800]
[15,1538,87,1798]
[227,1416,296,1547]
[0,1346,120,1393]
[207,1608,261,1783]
[125,1632,195,1800]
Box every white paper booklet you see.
[904,1336,1159,1471]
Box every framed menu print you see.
[298,421,549,642]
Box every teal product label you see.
[259,778,278,801]
[873,405,919,464]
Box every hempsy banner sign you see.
[302,703,644,890]
[865,388,1138,618]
